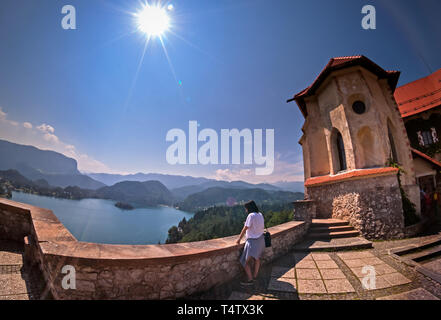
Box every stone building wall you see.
[298,64,420,213]
[0,198,308,300]
[306,172,405,240]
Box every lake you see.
[11,191,194,245]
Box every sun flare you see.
[136,4,170,37]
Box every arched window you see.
[336,131,347,172]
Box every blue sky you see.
[0,0,440,183]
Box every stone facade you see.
[306,173,405,240]
[0,198,308,300]
[287,56,422,240]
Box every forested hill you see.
[177,187,304,212]
[167,202,295,243]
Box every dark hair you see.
[244,200,259,213]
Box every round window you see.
[352,101,366,114]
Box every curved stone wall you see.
[0,199,307,300]
[305,169,405,240]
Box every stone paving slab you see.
[296,268,321,280]
[362,257,385,266]
[0,293,30,300]
[315,260,338,269]
[324,279,355,294]
[0,251,23,266]
[267,277,297,293]
[373,263,396,275]
[0,274,28,296]
[381,273,412,287]
[311,253,333,261]
[297,279,327,294]
[228,291,279,300]
[376,288,440,300]
[357,272,411,290]
[228,291,276,300]
[363,275,391,290]
[294,260,316,269]
[271,267,295,279]
[338,251,375,260]
[320,268,346,280]
[344,259,368,268]
[349,266,370,278]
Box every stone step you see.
[403,244,441,263]
[310,225,355,233]
[311,219,349,227]
[293,237,373,252]
[306,230,360,240]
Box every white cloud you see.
[37,124,55,134]
[23,122,32,129]
[213,158,304,184]
[0,107,112,173]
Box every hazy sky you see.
[0,0,440,183]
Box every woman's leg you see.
[243,257,254,281]
[253,259,261,279]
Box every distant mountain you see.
[87,172,283,192]
[177,187,304,212]
[171,180,281,200]
[0,140,79,174]
[95,180,174,207]
[87,172,212,189]
[0,139,105,190]
[272,181,305,193]
[0,168,174,207]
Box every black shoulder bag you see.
[264,221,272,248]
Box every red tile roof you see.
[304,167,399,187]
[411,148,441,169]
[287,56,400,118]
[394,68,441,118]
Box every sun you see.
[136,3,170,37]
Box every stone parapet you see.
[0,198,307,299]
[293,200,316,225]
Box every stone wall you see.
[306,171,405,240]
[0,198,307,300]
[293,200,316,225]
[0,201,32,242]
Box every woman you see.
[236,200,265,285]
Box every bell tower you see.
[288,56,420,240]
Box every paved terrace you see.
[191,229,441,300]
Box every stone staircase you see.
[306,219,360,240]
[294,218,373,252]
